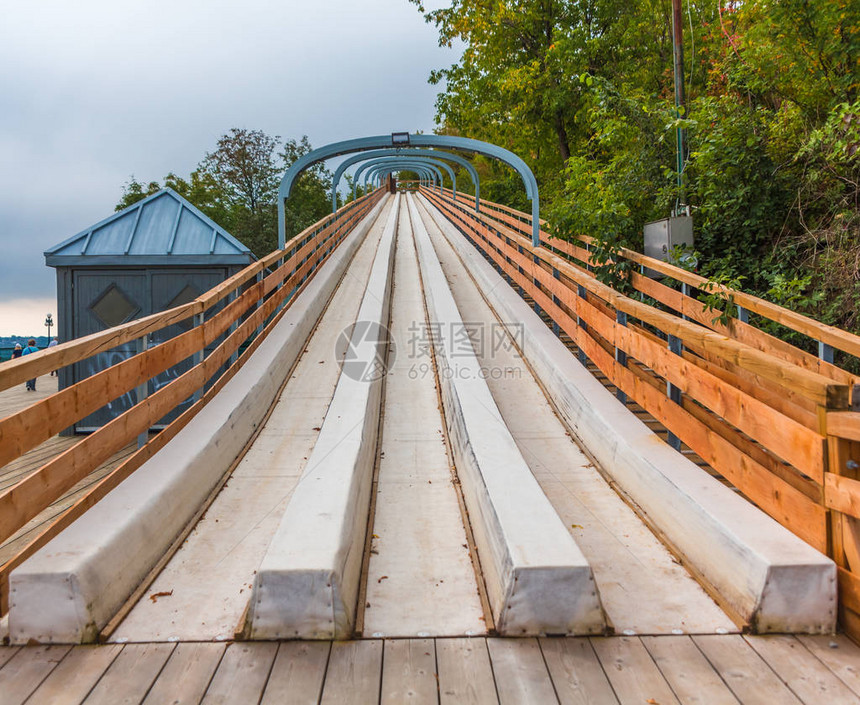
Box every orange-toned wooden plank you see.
[828,412,860,442]
[838,566,860,615]
[826,473,860,519]
[617,326,826,482]
[573,328,828,551]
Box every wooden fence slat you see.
[838,567,860,615]
[829,412,860,442]
[826,474,860,520]
[616,325,826,482]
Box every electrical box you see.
[643,215,693,277]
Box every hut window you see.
[90,284,140,328]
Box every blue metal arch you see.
[278,133,539,247]
[331,149,480,212]
[362,162,443,195]
[356,157,453,198]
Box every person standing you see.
[47,336,58,375]
[11,343,22,359]
[22,338,39,391]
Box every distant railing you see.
[422,185,860,637]
[0,187,385,613]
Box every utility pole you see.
[672,0,687,213]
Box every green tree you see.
[115,131,335,258]
[116,177,161,210]
[197,128,282,255]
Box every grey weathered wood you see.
[320,640,383,705]
[200,642,278,705]
[0,646,21,670]
[591,637,680,705]
[693,635,802,705]
[745,635,860,705]
[436,638,498,705]
[260,641,331,705]
[487,638,557,705]
[0,645,70,705]
[797,635,860,697]
[381,639,437,705]
[82,643,174,705]
[142,642,226,705]
[540,637,619,705]
[25,645,122,705]
[642,636,739,705]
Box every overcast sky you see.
[0,0,455,335]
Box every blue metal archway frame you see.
[279,133,539,247]
[367,165,431,192]
[366,163,435,187]
[365,164,438,194]
[357,157,452,198]
[364,164,442,197]
[354,156,454,204]
[331,149,480,212]
[366,163,436,191]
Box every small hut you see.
[45,188,254,432]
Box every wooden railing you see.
[422,186,860,638]
[0,188,385,613]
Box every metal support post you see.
[552,267,561,337]
[192,312,205,402]
[517,244,525,298]
[532,253,541,316]
[736,305,749,324]
[228,289,239,367]
[135,334,149,448]
[819,341,834,364]
[577,284,589,365]
[615,311,628,403]
[255,272,264,339]
[666,334,683,450]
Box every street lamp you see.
[45,313,53,340]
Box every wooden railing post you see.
[824,413,860,639]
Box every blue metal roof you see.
[45,188,254,267]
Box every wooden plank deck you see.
[0,635,858,704]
